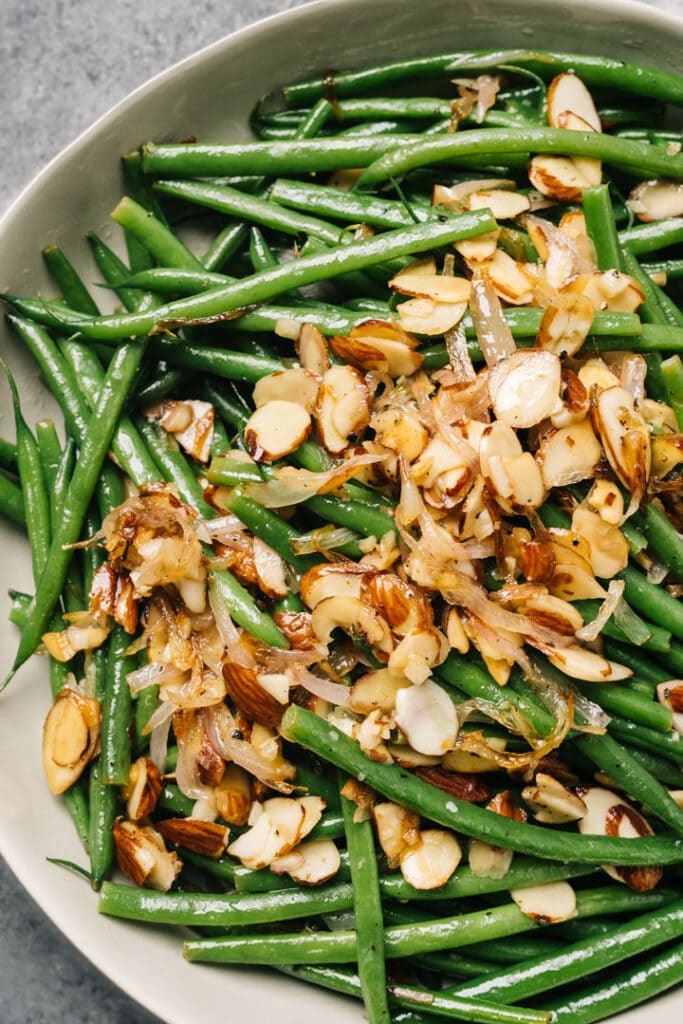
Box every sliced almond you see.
[455,230,501,265]
[522,772,587,824]
[468,190,530,219]
[578,785,663,891]
[537,419,603,490]
[311,595,394,658]
[628,179,683,222]
[316,365,371,454]
[396,297,469,336]
[228,796,305,869]
[568,270,644,314]
[113,819,182,891]
[571,507,629,579]
[545,644,632,682]
[349,669,411,715]
[252,536,288,599]
[214,763,252,826]
[587,480,624,526]
[399,829,462,890]
[578,357,621,393]
[223,661,287,727]
[548,72,602,133]
[253,368,321,414]
[122,756,162,821]
[297,795,326,840]
[486,248,534,305]
[271,839,341,885]
[330,331,423,377]
[536,292,594,359]
[389,266,472,303]
[592,385,651,503]
[489,350,563,429]
[42,687,100,795]
[442,736,507,774]
[529,155,600,204]
[388,628,449,685]
[244,400,311,462]
[511,881,577,923]
[362,572,434,637]
[394,680,458,756]
[300,562,370,610]
[468,839,513,879]
[296,322,330,376]
[371,407,428,462]
[372,800,421,867]
[148,399,215,463]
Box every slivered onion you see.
[290,664,352,708]
[576,579,625,642]
[468,269,516,367]
[244,453,382,508]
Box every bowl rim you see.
[2,1,683,1022]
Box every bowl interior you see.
[1,1,683,1022]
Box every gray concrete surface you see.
[0,0,681,1022]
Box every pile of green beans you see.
[3,44,683,1024]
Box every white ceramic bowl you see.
[1,1,683,1021]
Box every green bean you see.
[134,683,159,753]
[281,704,683,864]
[3,364,51,583]
[156,179,344,246]
[159,783,195,817]
[575,680,673,733]
[543,936,683,1023]
[575,600,670,652]
[602,638,672,686]
[388,985,552,1024]
[206,457,264,487]
[88,754,117,890]
[135,416,215,518]
[51,437,76,532]
[609,715,683,763]
[99,879,355,926]
[225,491,318,574]
[623,247,681,330]
[0,472,25,526]
[208,569,288,649]
[201,380,250,431]
[661,355,683,429]
[150,335,282,383]
[453,899,683,1006]
[620,217,683,255]
[304,493,398,543]
[582,184,623,272]
[3,339,145,687]
[339,774,390,1024]
[643,258,683,280]
[134,363,184,406]
[271,177,433,229]
[88,233,151,315]
[111,196,205,272]
[284,49,683,107]
[0,437,17,470]
[35,419,62,493]
[184,885,674,965]
[620,563,683,642]
[657,641,683,679]
[42,245,100,315]
[100,625,135,786]
[3,211,497,340]
[632,501,683,581]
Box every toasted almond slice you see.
[529,155,600,204]
[311,595,394,657]
[468,839,512,879]
[587,480,624,525]
[522,773,587,824]
[262,796,307,852]
[571,507,629,579]
[399,829,462,890]
[227,809,286,869]
[537,419,603,490]
[245,400,311,462]
[468,189,530,219]
[253,536,288,599]
[568,270,644,314]
[454,230,501,264]
[330,332,423,377]
[372,801,421,867]
[297,795,326,839]
[545,645,632,682]
[656,681,683,732]
[394,680,458,756]
[362,572,434,636]
[396,297,469,336]
[521,594,584,636]
[486,249,534,305]
[300,562,370,609]
[316,364,371,454]
[511,881,577,923]
[487,451,546,512]
[296,322,330,376]
[271,839,341,885]
[578,357,621,393]
[215,763,252,826]
[123,756,163,821]
[548,72,601,133]
[388,628,449,685]
[443,737,507,774]
[42,687,100,795]
[349,669,410,714]
[223,662,286,728]
[628,179,683,223]
[443,607,470,654]
[433,180,516,208]
[371,407,429,462]
[550,561,607,601]
[536,292,594,359]
[113,819,182,891]
[389,268,472,304]
[592,386,651,502]
[652,433,683,480]
[253,368,321,413]
[578,785,663,891]
[148,399,215,463]
[489,350,563,429]
[256,671,291,706]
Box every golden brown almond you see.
[112,818,182,890]
[415,766,491,803]
[223,661,286,727]
[273,611,317,650]
[122,756,162,821]
[518,538,556,584]
[156,818,230,859]
[214,763,253,826]
[42,687,101,795]
[295,322,330,376]
[372,801,421,867]
[299,560,374,610]
[362,572,434,636]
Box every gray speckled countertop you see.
[1,0,682,1022]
